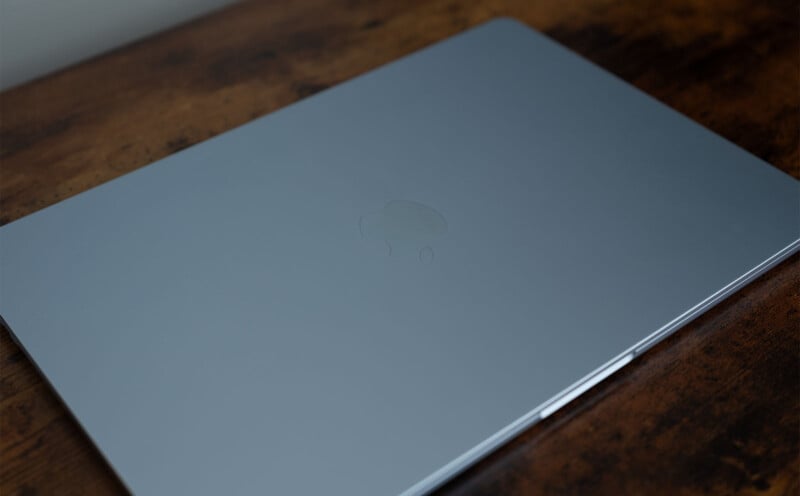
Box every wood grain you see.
[440,254,800,496]
[1,0,797,494]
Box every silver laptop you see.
[1,18,797,495]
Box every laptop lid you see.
[1,18,798,495]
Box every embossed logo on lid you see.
[359,200,448,263]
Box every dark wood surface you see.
[0,0,797,494]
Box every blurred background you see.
[0,0,238,90]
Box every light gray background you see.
[0,0,237,90]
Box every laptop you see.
[1,17,797,495]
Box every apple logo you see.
[359,200,448,263]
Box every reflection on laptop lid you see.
[1,18,797,495]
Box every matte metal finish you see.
[1,19,798,495]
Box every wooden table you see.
[1,0,797,494]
